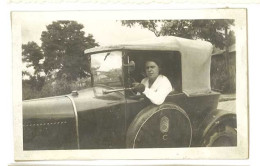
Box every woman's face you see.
[145,61,160,81]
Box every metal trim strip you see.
[65,95,80,149]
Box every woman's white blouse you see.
[141,75,173,105]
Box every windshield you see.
[91,51,123,88]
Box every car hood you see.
[71,86,126,113]
[23,86,126,120]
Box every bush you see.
[211,53,236,93]
[23,77,91,100]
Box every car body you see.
[23,36,237,150]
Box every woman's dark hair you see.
[145,57,163,70]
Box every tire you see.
[202,124,237,147]
[126,103,192,148]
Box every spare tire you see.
[126,103,192,148]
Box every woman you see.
[133,58,173,105]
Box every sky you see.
[21,14,155,46]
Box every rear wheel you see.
[126,103,192,148]
[203,124,237,147]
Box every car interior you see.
[127,50,182,93]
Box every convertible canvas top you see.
[85,36,213,96]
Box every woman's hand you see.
[132,83,145,93]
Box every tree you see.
[22,42,45,92]
[22,41,43,75]
[41,20,99,81]
[121,20,235,49]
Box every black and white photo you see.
[12,9,248,160]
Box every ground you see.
[218,94,236,112]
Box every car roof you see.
[85,36,214,96]
[85,36,210,53]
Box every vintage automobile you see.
[23,36,237,150]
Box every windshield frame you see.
[89,50,126,89]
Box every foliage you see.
[22,21,99,99]
[211,53,236,93]
[22,76,46,100]
[121,20,235,49]
[22,41,43,75]
[41,21,99,81]
[22,77,91,100]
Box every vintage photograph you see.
[12,9,248,160]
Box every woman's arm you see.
[142,78,173,105]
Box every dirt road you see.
[218,100,236,112]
